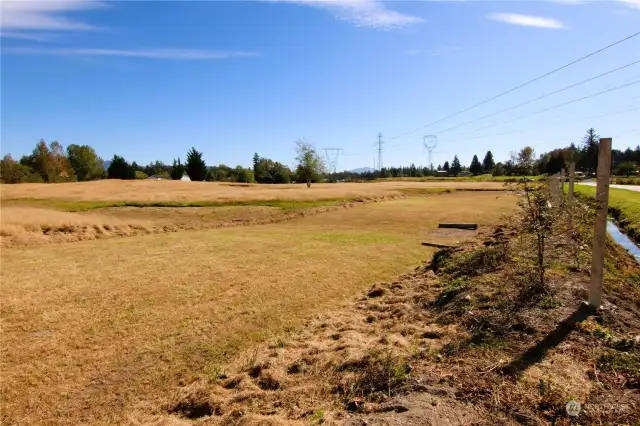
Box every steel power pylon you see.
[323,148,343,173]
[423,135,437,170]
[377,133,384,171]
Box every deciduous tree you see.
[517,146,535,176]
[67,144,104,181]
[294,139,326,187]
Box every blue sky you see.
[1,0,639,171]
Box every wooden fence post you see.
[588,138,612,309]
[568,162,575,233]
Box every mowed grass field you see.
[0,179,504,204]
[0,184,515,425]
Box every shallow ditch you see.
[608,220,640,263]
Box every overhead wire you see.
[450,78,640,137]
[440,105,639,143]
[427,60,640,137]
[388,30,640,141]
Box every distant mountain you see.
[349,167,375,174]
[103,160,111,171]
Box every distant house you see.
[147,175,165,180]
[435,170,449,177]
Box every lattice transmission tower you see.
[323,148,343,173]
[423,135,438,170]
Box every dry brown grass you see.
[0,206,154,246]
[0,180,504,203]
[0,192,515,425]
[0,204,292,247]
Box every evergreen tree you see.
[579,128,599,174]
[443,161,450,171]
[107,155,135,179]
[185,147,207,181]
[170,158,185,180]
[469,155,483,176]
[482,151,495,173]
[450,156,461,176]
[252,153,260,172]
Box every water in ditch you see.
[607,221,640,263]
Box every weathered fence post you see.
[568,162,575,233]
[549,172,562,206]
[560,168,565,196]
[588,138,612,309]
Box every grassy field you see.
[575,186,640,242]
[375,174,544,183]
[0,191,516,425]
[0,179,505,204]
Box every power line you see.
[442,105,639,143]
[451,78,640,137]
[344,102,638,160]
[429,60,640,137]
[389,30,640,141]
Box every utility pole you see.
[377,133,384,171]
[323,148,343,174]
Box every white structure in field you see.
[181,174,191,181]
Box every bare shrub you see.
[333,349,410,402]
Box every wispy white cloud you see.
[0,0,105,34]
[267,0,424,29]
[2,47,259,60]
[405,46,460,56]
[487,13,565,29]
[616,0,640,9]
[0,31,60,42]
[549,0,640,9]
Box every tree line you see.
[328,128,638,181]
[1,128,637,184]
[0,138,327,185]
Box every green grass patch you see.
[396,187,508,196]
[597,349,640,382]
[574,186,640,243]
[2,198,350,212]
[377,175,543,183]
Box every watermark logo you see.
[566,400,581,417]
